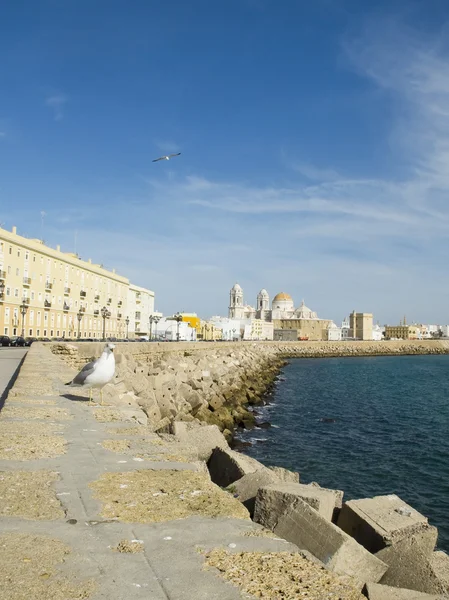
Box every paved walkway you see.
[0,344,304,600]
[0,347,27,403]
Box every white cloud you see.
[45,94,68,121]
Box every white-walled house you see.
[372,324,383,341]
[210,317,242,341]
[341,317,350,340]
[153,317,196,341]
[243,319,274,341]
[326,322,342,341]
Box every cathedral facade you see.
[228,283,331,340]
[229,284,318,322]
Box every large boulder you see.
[172,422,229,461]
[364,582,444,599]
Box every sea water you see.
[239,354,449,551]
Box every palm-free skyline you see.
[1,0,449,323]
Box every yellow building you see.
[384,324,420,340]
[0,225,154,340]
[349,311,373,341]
[199,321,222,341]
[180,312,201,333]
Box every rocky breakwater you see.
[51,342,286,438]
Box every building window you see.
[37,311,41,326]
[36,329,40,336]
[31,291,35,300]
[29,329,32,336]
[16,268,19,276]
[7,266,11,274]
[6,287,10,296]
[17,250,20,257]
[9,247,12,254]
[25,251,29,260]
[14,288,19,297]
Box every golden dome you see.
[273,292,292,302]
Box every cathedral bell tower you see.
[229,283,244,319]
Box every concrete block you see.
[255,495,387,583]
[338,494,437,553]
[364,582,444,599]
[229,469,281,515]
[172,422,229,461]
[376,534,447,595]
[254,483,343,525]
[207,447,263,488]
[431,551,449,591]
[267,465,300,483]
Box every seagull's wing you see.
[67,358,99,386]
[168,153,181,158]
[152,156,166,162]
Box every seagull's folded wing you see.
[71,359,98,385]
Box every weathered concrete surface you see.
[254,482,343,525]
[228,469,284,516]
[376,534,448,595]
[207,446,265,488]
[172,422,229,461]
[431,551,449,591]
[254,492,387,583]
[364,582,445,599]
[338,494,438,554]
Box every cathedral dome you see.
[258,289,269,297]
[232,283,243,292]
[273,292,292,302]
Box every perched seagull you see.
[65,343,116,405]
[152,152,181,162]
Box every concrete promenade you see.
[1,344,332,600]
[0,347,27,403]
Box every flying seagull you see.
[65,343,116,405]
[152,152,181,162]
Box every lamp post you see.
[232,328,236,342]
[101,306,111,341]
[0,280,5,302]
[77,310,83,339]
[174,312,183,342]
[20,301,28,337]
[125,316,129,340]
[149,315,161,341]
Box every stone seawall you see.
[48,339,449,437]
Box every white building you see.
[326,322,342,341]
[127,283,155,339]
[153,317,196,341]
[210,316,242,341]
[243,319,274,341]
[341,317,350,340]
[440,325,449,337]
[372,324,383,341]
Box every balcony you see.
[22,297,30,304]
[80,290,86,298]
[64,287,71,295]
[135,312,141,320]
[79,306,86,313]
[45,281,52,290]
[136,294,141,303]
[0,270,6,279]
[118,300,122,307]
[117,313,122,318]
[94,309,99,316]
[94,294,100,301]
[107,297,112,304]
[23,277,31,286]
[44,300,51,308]
[63,303,70,311]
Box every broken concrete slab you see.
[254,482,343,524]
[430,551,449,591]
[337,494,438,554]
[376,534,447,595]
[172,422,229,461]
[267,465,300,483]
[255,494,387,583]
[207,447,263,488]
[364,582,444,600]
[229,469,282,516]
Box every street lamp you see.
[77,310,83,339]
[173,312,183,342]
[125,316,130,340]
[20,300,28,337]
[101,306,111,341]
[149,315,161,340]
[232,328,236,341]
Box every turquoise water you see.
[239,355,449,551]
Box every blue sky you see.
[2,0,449,323]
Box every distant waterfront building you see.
[127,283,155,339]
[341,317,350,340]
[153,317,196,341]
[242,319,274,341]
[372,324,383,341]
[349,311,373,341]
[210,316,242,341]
[0,224,154,340]
[384,324,420,340]
[326,322,342,341]
[227,283,330,340]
